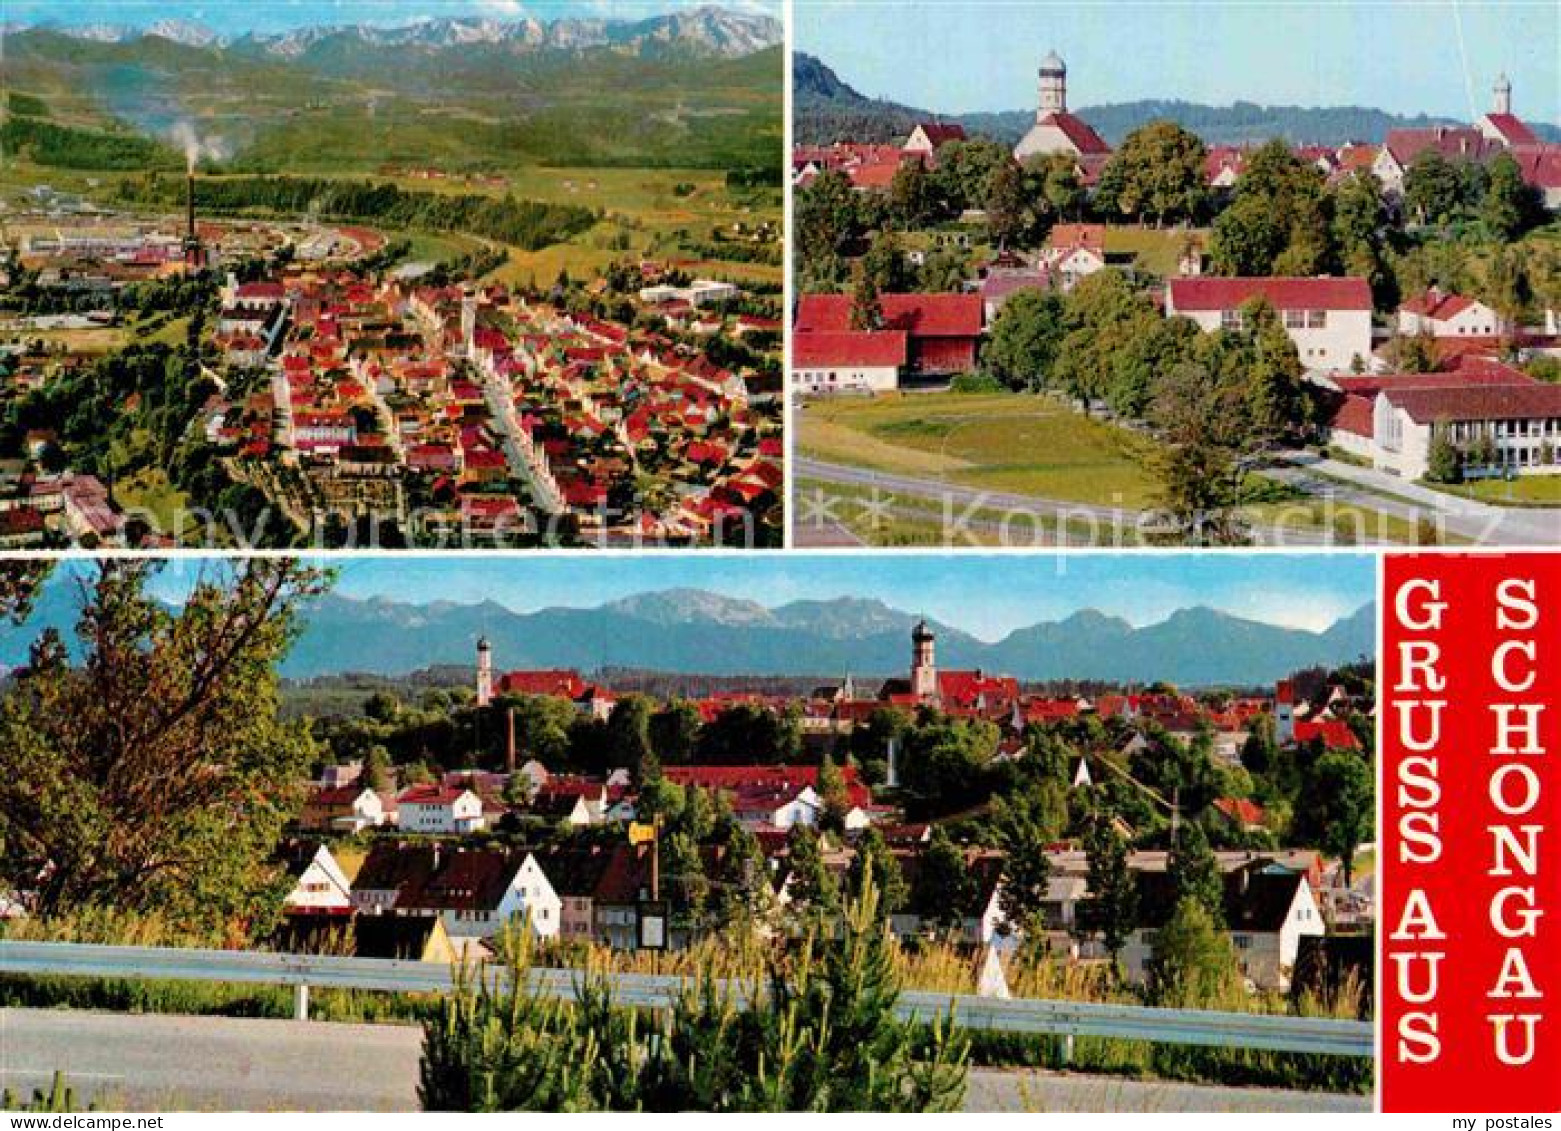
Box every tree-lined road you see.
[0,1009,1370,1113]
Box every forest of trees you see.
[0,117,182,171]
[116,175,599,251]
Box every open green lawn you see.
[1102,225,1208,276]
[798,392,1161,508]
[114,467,191,537]
[1428,475,1561,506]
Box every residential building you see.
[1397,288,1512,339]
[794,293,984,377]
[398,785,488,835]
[791,331,907,395]
[1166,276,1373,371]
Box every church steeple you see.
[1039,50,1067,117]
[1494,72,1512,115]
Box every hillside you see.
[0,9,783,172]
[794,52,1559,147]
[0,586,1376,688]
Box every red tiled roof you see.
[1214,797,1267,827]
[1038,111,1111,156]
[1513,145,1561,190]
[1168,276,1372,312]
[1292,718,1361,751]
[1332,394,1374,438]
[791,330,908,368]
[1400,288,1477,321]
[1383,127,1501,167]
[1483,113,1540,146]
[1047,223,1105,252]
[911,122,967,147]
[497,669,587,699]
[1383,382,1561,424]
[796,293,983,338]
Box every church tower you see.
[1039,50,1067,117]
[1494,72,1512,115]
[476,636,493,708]
[910,620,938,700]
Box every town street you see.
[0,1009,1369,1113]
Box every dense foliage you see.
[117,176,598,251]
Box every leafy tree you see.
[1425,422,1463,484]
[0,561,53,622]
[847,825,908,914]
[1167,821,1225,924]
[984,160,1028,248]
[850,268,884,331]
[860,230,916,293]
[889,159,933,228]
[930,137,1010,214]
[0,560,330,940]
[898,717,999,818]
[1149,360,1256,546]
[604,695,655,778]
[1107,120,1208,226]
[1209,140,1328,275]
[784,824,839,926]
[983,289,1067,391]
[1035,152,1085,220]
[1079,815,1137,966]
[649,699,702,765]
[1404,150,1466,226]
[1482,153,1543,240]
[796,170,859,279]
[361,745,390,792]
[1293,751,1374,884]
[990,785,1059,935]
[816,752,851,834]
[1146,896,1240,1007]
[914,827,975,933]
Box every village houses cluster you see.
[792,57,1561,483]
[198,264,782,544]
[278,622,1368,992]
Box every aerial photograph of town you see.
[0,1,784,550]
[790,0,1561,548]
[0,553,1377,1111]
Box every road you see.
[795,458,1334,548]
[0,1009,1369,1113]
[1275,451,1561,545]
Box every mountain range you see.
[13,9,781,60]
[794,52,1560,148]
[0,585,1375,688]
[0,7,782,171]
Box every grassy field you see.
[1427,475,1561,506]
[797,392,1161,508]
[0,159,779,287]
[114,467,193,538]
[1103,225,1208,276]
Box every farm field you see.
[797,392,1161,508]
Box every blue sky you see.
[5,0,779,35]
[133,554,1376,641]
[796,1,1559,122]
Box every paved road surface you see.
[1276,452,1560,545]
[0,1009,1368,1113]
[796,458,1333,547]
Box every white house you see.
[1166,276,1374,372]
[791,331,906,396]
[281,843,355,917]
[1120,867,1325,992]
[1397,288,1511,339]
[397,786,488,835]
[1040,225,1107,291]
[1372,382,1561,479]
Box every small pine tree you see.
[1167,821,1225,925]
[1146,896,1241,1007]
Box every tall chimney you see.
[187,171,196,243]
[506,708,517,773]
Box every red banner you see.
[1381,553,1561,1113]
